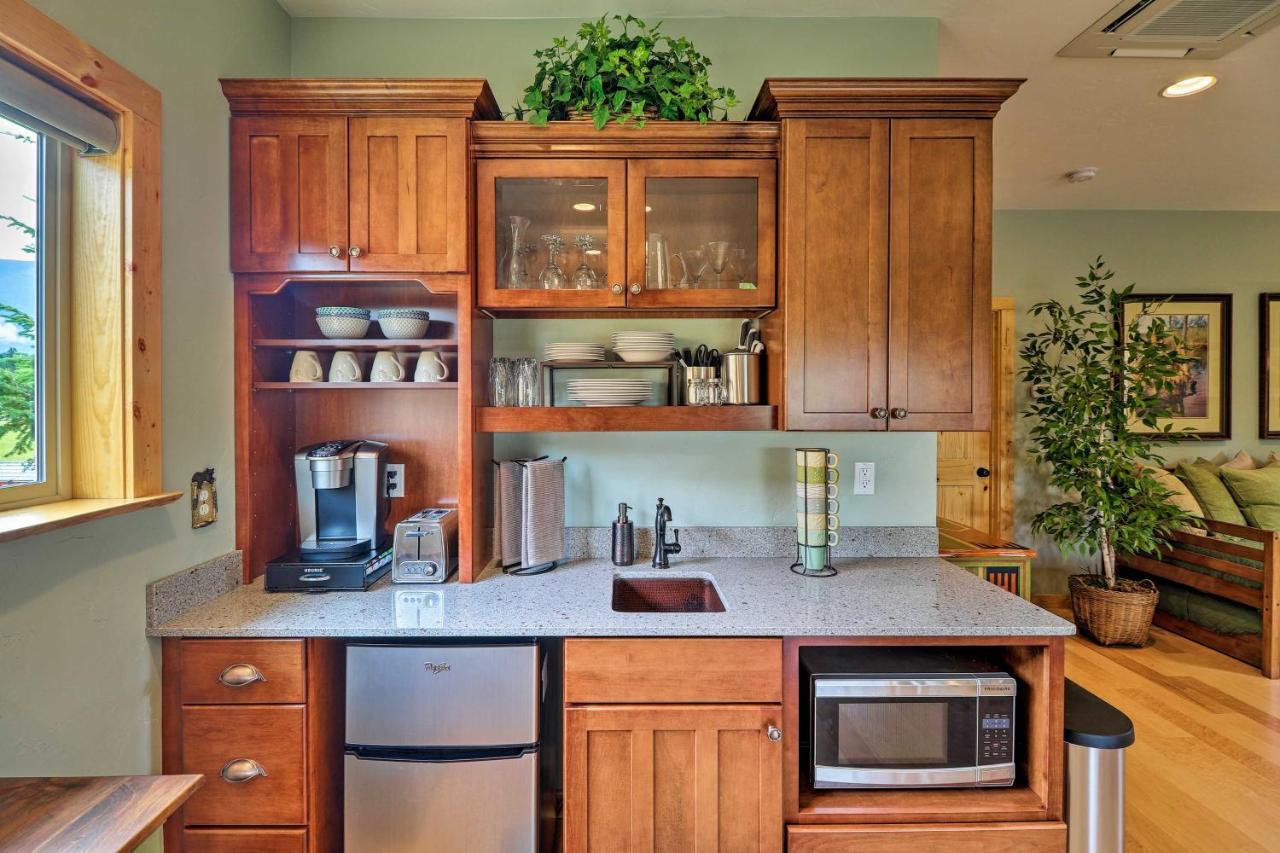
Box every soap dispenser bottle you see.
[611,503,635,566]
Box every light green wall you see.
[0,3,291,849]
[995,210,1280,592]
[289,17,938,115]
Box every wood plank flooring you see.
[1064,622,1280,852]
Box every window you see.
[0,115,65,508]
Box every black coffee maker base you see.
[265,546,392,592]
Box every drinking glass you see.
[571,235,600,289]
[538,234,568,290]
[515,358,541,406]
[488,358,515,406]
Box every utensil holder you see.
[722,351,761,405]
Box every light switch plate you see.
[853,462,875,495]
[386,463,406,498]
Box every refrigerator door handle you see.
[345,743,538,763]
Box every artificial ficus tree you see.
[1019,257,1198,589]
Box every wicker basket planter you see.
[1069,574,1159,646]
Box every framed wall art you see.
[1122,293,1232,440]
[1260,294,1280,438]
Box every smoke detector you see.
[1065,168,1099,183]
[1059,0,1280,59]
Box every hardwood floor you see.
[1064,622,1280,852]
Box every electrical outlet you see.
[386,464,406,498]
[190,468,218,528]
[853,462,875,495]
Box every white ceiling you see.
[275,0,1280,210]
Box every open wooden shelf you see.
[253,338,458,351]
[254,381,458,391]
[796,785,1048,825]
[475,405,776,432]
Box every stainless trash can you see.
[1065,678,1135,853]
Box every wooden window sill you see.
[0,493,183,543]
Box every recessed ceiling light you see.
[1161,75,1218,98]
[572,202,596,212]
[1065,167,1098,184]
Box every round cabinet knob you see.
[976,467,991,478]
[870,407,888,420]
[890,408,908,420]
[220,758,269,783]
[766,725,783,743]
[328,245,342,258]
[610,283,624,295]
[218,663,267,688]
[348,246,363,258]
[629,283,643,295]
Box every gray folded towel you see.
[520,458,565,570]
[494,460,523,568]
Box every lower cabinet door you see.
[181,705,306,826]
[183,828,307,853]
[564,704,783,853]
[786,821,1067,853]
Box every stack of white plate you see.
[544,342,606,362]
[566,378,652,407]
[610,330,676,363]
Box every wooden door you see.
[476,159,627,310]
[230,116,348,273]
[564,704,783,853]
[625,158,776,310]
[348,117,467,273]
[779,119,889,430]
[887,118,993,431]
[937,298,1016,537]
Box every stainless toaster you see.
[391,508,459,583]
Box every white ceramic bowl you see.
[613,347,674,363]
[377,316,430,339]
[316,315,371,339]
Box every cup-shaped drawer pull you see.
[766,725,783,743]
[220,757,269,783]
[218,663,267,688]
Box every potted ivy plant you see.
[514,15,737,129]
[1019,258,1197,646]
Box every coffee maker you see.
[265,439,393,592]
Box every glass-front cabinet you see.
[476,157,775,311]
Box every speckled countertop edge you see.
[149,556,1074,639]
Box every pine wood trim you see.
[0,494,181,543]
[220,78,500,118]
[0,0,167,535]
[749,78,1024,120]
[991,299,1016,538]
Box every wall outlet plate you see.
[386,463,406,498]
[190,468,218,528]
[853,462,875,495]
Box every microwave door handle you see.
[814,678,979,698]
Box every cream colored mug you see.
[289,350,323,382]
[329,350,362,383]
[414,351,449,382]
[371,351,406,382]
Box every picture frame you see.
[1260,294,1280,438]
[1121,293,1232,441]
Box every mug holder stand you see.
[789,539,836,578]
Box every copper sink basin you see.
[611,574,726,613]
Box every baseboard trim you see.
[1033,593,1070,610]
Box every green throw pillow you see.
[1220,464,1280,530]
[1175,460,1247,526]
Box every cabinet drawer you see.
[183,828,306,852]
[564,638,782,703]
[179,639,305,704]
[182,705,306,826]
[786,822,1067,853]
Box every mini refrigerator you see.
[344,642,541,851]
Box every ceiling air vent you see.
[1059,0,1280,58]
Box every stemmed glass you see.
[538,234,568,290]
[571,235,600,290]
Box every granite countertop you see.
[148,557,1074,638]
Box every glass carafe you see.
[500,215,531,288]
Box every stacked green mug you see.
[795,448,839,573]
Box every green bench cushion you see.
[1176,460,1248,526]
[1120,568,1262,636]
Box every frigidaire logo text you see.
[424,662,451,674]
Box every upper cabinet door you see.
[779,119,889,431]
[888,119,992,432]
[625,158,776,310]
[230,117,348,273]
[476,159,627,310]
[348,117,468,273]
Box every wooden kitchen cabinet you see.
[223,80,498,274]
[564,704,783,853]
[752,79,1020,432]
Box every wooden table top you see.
[0,774,202,852]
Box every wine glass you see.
[571,235,600,289]
[539,234,568,290]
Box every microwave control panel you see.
[980,712,1014,764]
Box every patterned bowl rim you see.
[374,308,432,319]
[316,306,371,317]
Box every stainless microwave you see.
[806,650,1017,789]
